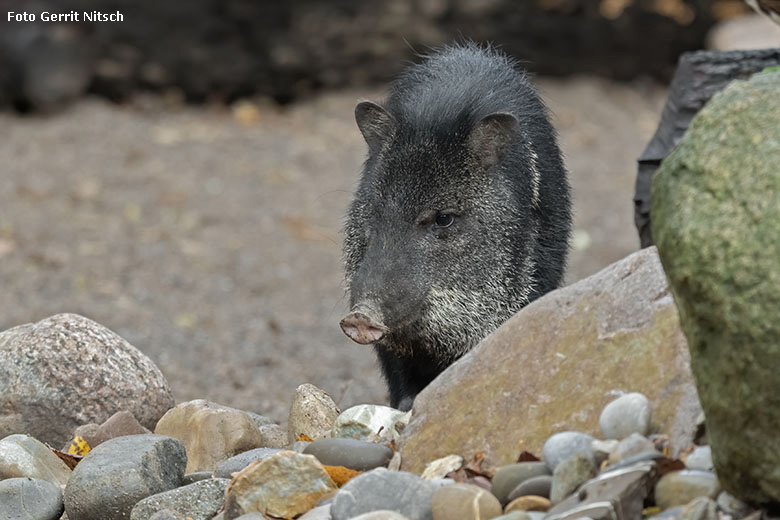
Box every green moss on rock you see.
[652,71,780,505]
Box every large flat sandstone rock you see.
[399,247,700,474]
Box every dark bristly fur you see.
[342,42,572,411]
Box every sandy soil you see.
[0,76,666,423]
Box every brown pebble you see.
[432,483,503,520]
[504,495,552,513]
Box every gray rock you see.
[599,392,651,440]
[654,470,720,510]
[0,434,72,487]
[63,434,187,520]
[678,496,717,520]
[546,461,656,520]
[550,454,597,504]
[493,513,534,520]
[507,475,553,501]
[245,412,274,429]
[181,472,213,485]
[431,483,502,520]
[130,478,229,520]
[288,383,340,445]
[214,448,283,478]
[257,423,288,450]
[652,70,780,504]
[298,504,331,519]
[715,491,751,519]
[332,405,408,443]
[147,511,183,520]
[542,432,596,472]
[684,446,713,472]
[330,467,441,520]
[303,438,393,471]
[608,433,656,465]
[0,314,174,447]
[0,477,64,520]
[491,462,551,506]
[352,512,411,520]
[293,440,312,453]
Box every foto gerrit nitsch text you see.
[8,11,124,22]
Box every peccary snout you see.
[340,304,389,344]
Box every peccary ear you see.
[355,101,394,153]
[468,112,519,169]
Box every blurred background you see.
[1,0,778,423]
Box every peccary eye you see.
[434,213,454,228]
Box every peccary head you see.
[341,100,546,364]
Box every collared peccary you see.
[340,43,571,411]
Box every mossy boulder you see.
[652,71,780,505]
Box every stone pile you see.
[0,390,753,520]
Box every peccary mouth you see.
[340,307,389,344]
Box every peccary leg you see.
[374,345,449,411]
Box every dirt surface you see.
[0,77,666,423]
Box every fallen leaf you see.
[517,451,541,462]
[65,436,91,457]
[52,448,84,470]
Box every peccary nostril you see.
[340,311,388,344]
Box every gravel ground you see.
[0,77,666,423]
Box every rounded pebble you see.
[330,467,442,520]
[542,432,596,472]
[608,433,656,464]
[599,392,651,440]
[351,511,411,520]
[685,446,713,472]
[64,434,186,520]
[303,438,393,471]
[654,470,721,510]
[431,483,502,520]
[504,495,551,513]
[298,504,332,519]
[0,477,64,520]
[491,462,550,505]
[507,475,552,501]
[214,448,283,478]
[147,510,181,520]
